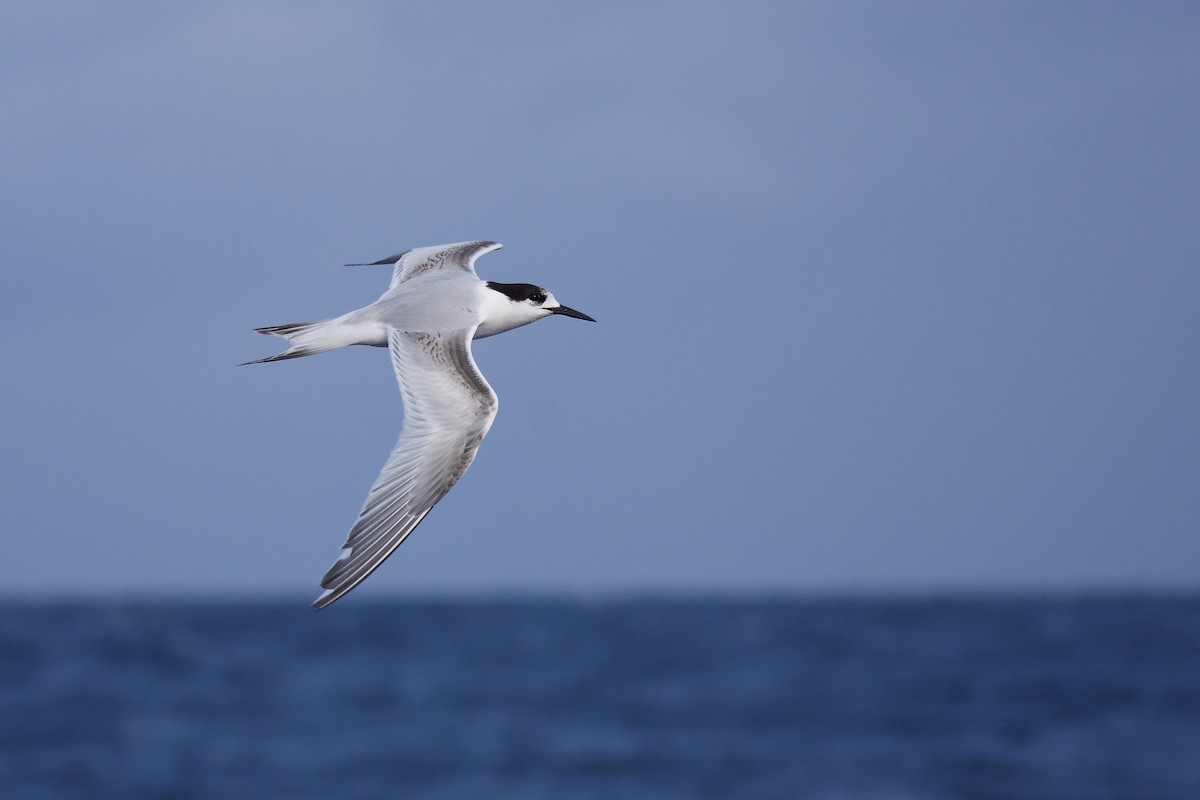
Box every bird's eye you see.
[531,293,546,304]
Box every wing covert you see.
[387,241,501,289]
[313,325,498,608]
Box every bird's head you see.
[481,281,595,337]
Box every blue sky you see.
[2,2,1198,599]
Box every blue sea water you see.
[1,596,1197,799]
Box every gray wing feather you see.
[387,240,501,289]
[313,326,498,608]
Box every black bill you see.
[550,305,596,322]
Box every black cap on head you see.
[486,282,546,303]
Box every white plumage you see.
[245,241,594,608]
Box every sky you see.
[2,1,1198,600]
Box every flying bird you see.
[245,241,594,608]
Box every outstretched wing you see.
[313,325,498,608]
[348,241,502,290]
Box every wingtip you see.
[345,251,408,267]
[311,588,337,610]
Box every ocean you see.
[1,596,1197,799]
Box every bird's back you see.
[355,270,487,334]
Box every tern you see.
[245,241,594,608]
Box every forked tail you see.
[241,320,342,365]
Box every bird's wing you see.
[348,241,502,290]
[313,325,498,608]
